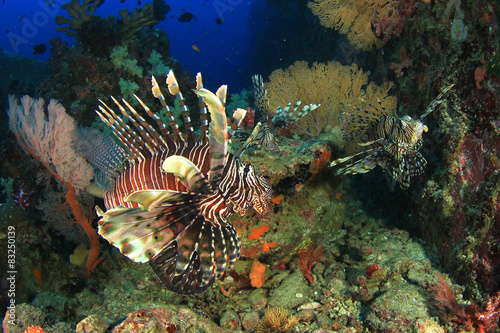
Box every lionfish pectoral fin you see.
[148,217,233,294]
[174,215,205,275]
[331,148,383,175]
[222,224,241,269]
[162,155,210,194]
[124,189,186,211]
[197,223,217,287]
[358,137,384,147]
[98,205,181,263]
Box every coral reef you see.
[39,30,187,127]
[266,60,396,138]
[1,0,498,330]
[7,96,99,272]
[308,0,416,50]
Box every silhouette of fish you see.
[32,43,47,55]
[178,12,195,22]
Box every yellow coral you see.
[308,0,401,50]
[255,307,298,333]
[266,60,396,137]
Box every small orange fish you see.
[192,45,200,52]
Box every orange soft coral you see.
[23,327,44,333]
[248,225,269,240]
[250,259,267,288]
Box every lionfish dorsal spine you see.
[419,83,455,120]
[134,93,172,149]
[228,108,247,139]
[194,87,228,187]
[96,100,143,162]
[120,97,161,155]
[167,70,196,145]
[151,75,184,145]
[196,72,209,144]
[216,85,227,106]
[252,74,269,119]
[116,97,161,157]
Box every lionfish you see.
[330,84,454,189]
[235,75,320,154]
[93,70,272,294]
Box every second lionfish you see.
[330,84,453,189]
[235,75,320,154]
[93,70,272,294]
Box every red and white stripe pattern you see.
[96,71,272,294]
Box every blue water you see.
[0,0,294,92]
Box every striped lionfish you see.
[330,84,454,189]
[235,75,320,154]
[93,70,272,294]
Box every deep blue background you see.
[0,0,300,92]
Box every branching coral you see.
[55,0,104,37]
[308,0,403,50]
[266,60,396,137]
[118,2,168,41]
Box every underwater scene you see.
[0,0,499,332]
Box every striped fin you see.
[216,85,227,106]
[271,101,321,129]
[97,191,200,263]
[161,155,210,194]
[228,108,247,139]
[196,72,209,143]
[330,147,385,175]
[194,88,228,187]
[151,76,184,144]
[419,84,455,120]
[147,217,240,294]
[234,122,262,159]
[124,189,187,211]
[252,74,269,123]
[120,98,161,153]
[96,100,144,162]
[167,70,196,145]
[134,93,175,150]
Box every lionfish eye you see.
[244,166,250,174]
